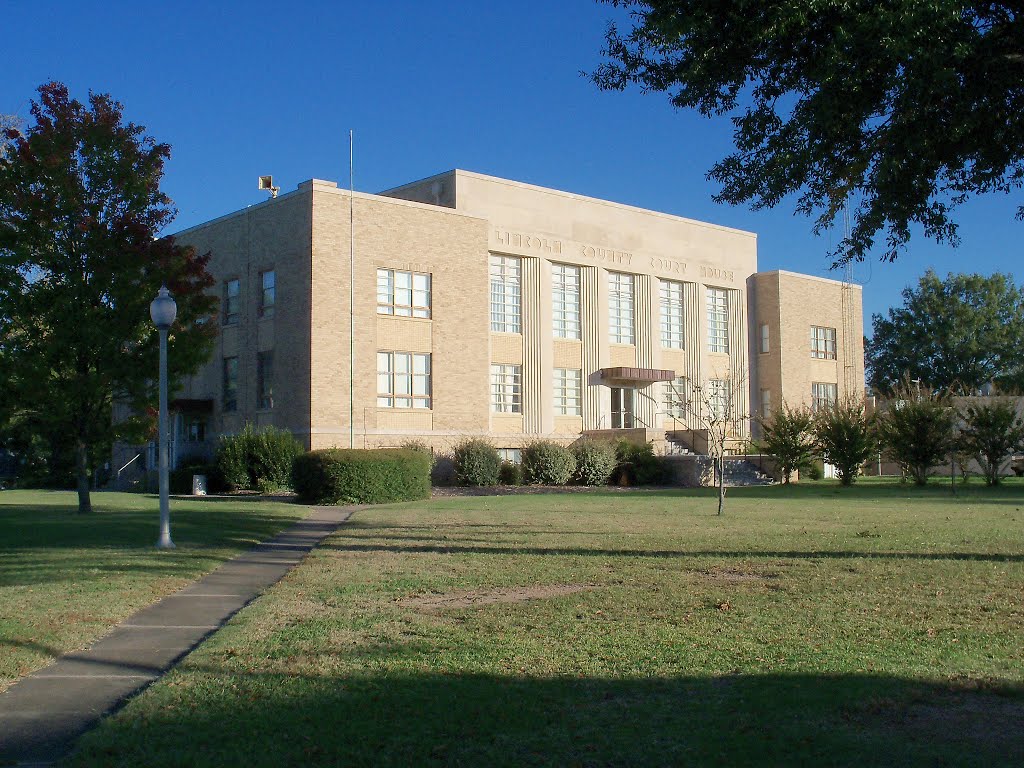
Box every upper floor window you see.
[552,263,581,340]
[222,356,238,412]
[260,270,275,318]
[377,351,431,409]
[660,280,685,349]
[608,272,635,345]
[759,323,769,354]
[554,368,582,416]
[812,382,838,412]
[811,326,837,359]
[223,279,240,325]
[257,351,274,410]
[377,269,431,318]
[490,256,522,333]
[491,364,522,413]
[706,287,729,353]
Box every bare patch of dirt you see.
[401,583,599,611]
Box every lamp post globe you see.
[151,285,176,549]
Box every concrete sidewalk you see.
[0,504,356,766]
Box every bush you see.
[216,424,304,492]
[499,461,523,485]
[400,440,435,467]
[958,397,1024,486]
[573,439,617,486]
[613,440,667,485]
[813,399,875,486]
[521,440,576,485]
[755,403,816,484]
[170,460,225,495]
[452,439,502,486]
[291,448,431,504]
[875,382,956,485]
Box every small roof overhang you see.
[598,367,675,384]
[170,398,214,413]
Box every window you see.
[259,270,275,317]
[707,287,729,353]
[377,269,431,318]
[759,323,769,354]
[608,272,635,344]
[811,326,837,359]
[812,382,838,412]
[760,388,772,417]
[491,364,522,413]
[660,280,685,349]
[222,357,238,412]
[223,279,240,325]
[554,368,582,416]
[377,352,431,409]
[662,376,688,420]
[186,416,206,443]
[257,351,274,410]
[498,448,522,464]
[707,378,731,420]
[552,263,581,340]
[490,256,521,332]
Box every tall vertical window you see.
[553,368,582,416]
[551,264,581,340]
[760,388,772,417]
[663,376,688,420]
[811,382,838,412]
[222,356,238,412]
[377,269,431,318]
[490,256,521,332]
[377,352,431,409]
[707,287,729,353]
[259,270,275,317]
[660,280,685,349]
[490,364,522,413]
[608,272,635,344]
[811,326,837,359]
[257,351,274,409]
[223,279,240,325]
[759,323,769,354]
[707,378,731,420]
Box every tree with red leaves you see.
[0,82,216,512]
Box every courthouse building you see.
[150,169,864,468]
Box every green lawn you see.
[65,482,1024,767]
[0,490,304,691]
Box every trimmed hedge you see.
[216,424,303,492]
[573,439,618,486]
[291,448,431,505]
[522,440,576,485]
[613,440,667,486]
[499,461,523,485]
[452,439,502,487]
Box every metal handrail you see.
[117,452,143,478]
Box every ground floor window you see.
[377,352,431,409]
[554,368,582,416]
[491,364,522,413]
[497,448,522,464]
[811,382,838,412]
[222,357,238,412]
[662,376,688,421]
[257,351,274,410]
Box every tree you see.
[755,403,816,484]
[591,1,1024,265]
[866,271,1024,395]
[0,82,216,512]
[875,380,957,485]
[958,397,1024,485]
[813,398,875,486]
[683,375,748,515]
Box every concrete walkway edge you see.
[0,504,357,766]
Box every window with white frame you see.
[608,272,635,344]
[490,364,522,413]
[760,388,772,417]
[551,263,581,340]
[259,270,275,317]
[662,376,688,420]
[707,378,731,420]
[377,269,431,318]
[811,382,838,412]
[553,368,582,416]
[660,280,685,349]
[377,352,431,409]
[811,326,837,359]
[759,323,769,354]
[707,287,729,353]
[490,256,521,333]
[497,448,522,464]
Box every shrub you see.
[958,397,1024,486]
[813,399,875,486]
[216,424,304,492]
[573,439,617,486]
[521,440,576,485]
[499,461,523,485]
[875,382,956,485]
[613,440,667,485]
[400,440,435,467]
[170,460,225,495]
[452,439,501,486]
[755,403,816,484]
[291,448,431,504]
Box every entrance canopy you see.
[598,367,675,386]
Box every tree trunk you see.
[76,440,92,513]
[717,456,725,516]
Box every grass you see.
[0,490,304,691]
[59,480,1024,766]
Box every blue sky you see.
[4,0,1020,325]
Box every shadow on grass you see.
[65,668,1024,767]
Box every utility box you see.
[192,474,207,496]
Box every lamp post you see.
[150,285,177,549]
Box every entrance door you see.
[610,387,636,429]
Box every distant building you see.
[112,170,864,478]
